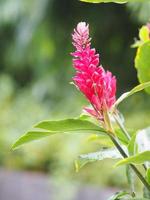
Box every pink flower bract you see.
[71,22,116,119]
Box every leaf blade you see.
[115,151,150,167]
[12,118,105,150]
[75,148,122,171]
[35,118,104,132]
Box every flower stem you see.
[108,133,150,192]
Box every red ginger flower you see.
[71,22,116,120]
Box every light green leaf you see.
[135,41,150,94]
[12,118,105,150]
[108,191,130,200]
[12,131,56,150]
[128,133,137,155]
[146,168,150,185]
[115,151,150,167]
[113,81,150,107]
[139,26,150,42]
[75,148,122,172]
[35,118,104,132]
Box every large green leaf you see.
[12,118,105,150]
[113,81,150,107]
[135,41,150,94]
[115,151,150,167]
[34,118,104,132]
[80,0,149,4]
[75,148,122,171]
[12,131,56,150]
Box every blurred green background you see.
[0,0,150,196]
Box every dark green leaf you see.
[113,81,150,107]
[12,118,105,150]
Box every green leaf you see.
[80,0,150,4]
[35,118,104,132]
[139,26,150,43]
[115,151,150,167]
[115,128,129,145]
[135,41,150,94]
[12,118,105,150]
[128,133,137,155]
[75,148,122,172]
[12,131,56,150]
[146,168,150,185]
[113,81,150,107]
[108,191,130,200]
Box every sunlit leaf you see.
[128,133,137,155]
[139,26,150,42]
[12,131,56,150]
[146,168,150,185]
[135,41,150,94]
[115,151,150,167]
[75,148,122,171]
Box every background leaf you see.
[135,41,150,94]
[35,118,104,132]
[75,148,122,171]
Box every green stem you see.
[108,133,150,192]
